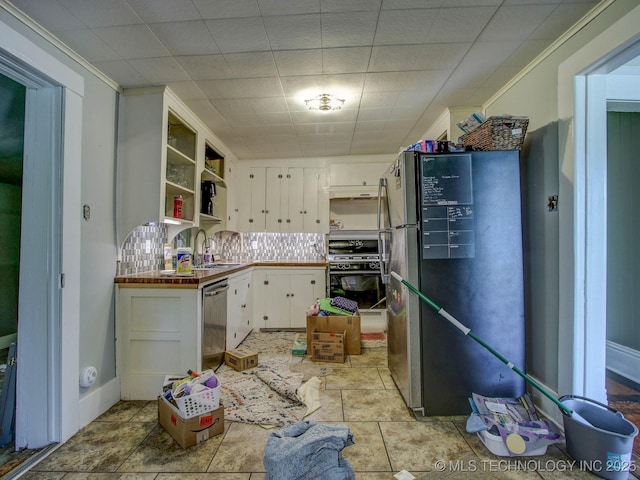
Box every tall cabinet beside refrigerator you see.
[379,150,525,416]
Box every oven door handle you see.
[377,177,391,285]
[329,269,376,275]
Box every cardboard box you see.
[311,329,345,344]
[224,347,258,371]
[306,315,361,355]
[158,397,224,449]
[311,329,346,363]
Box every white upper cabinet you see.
[238,165,328,233]
[327,162,386,199]
[117,86,233,246]
[199,141,227,229]
[302,167,328,232]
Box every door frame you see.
[557,5,640,405]
[0,15,83,447]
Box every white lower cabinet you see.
[226,270,252,350]
[116,271,252,401]
[116,287,200,400]
[252,267,326,330]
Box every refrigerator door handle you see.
[377,229,391,284]
[377,177,392,284]
[377,177,392,229]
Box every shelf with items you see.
[201,167,226,188]
[198,140,227,231]
[117,86,236,246]
[167,112,196,160]
[164,182,195,223]
[204,143,224,179]
[165,110,197,225]
[199,212,223,224]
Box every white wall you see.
[479,0,640,416]
[0,6,120,432]
[78,75,118,396]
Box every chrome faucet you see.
[194,228,207,266]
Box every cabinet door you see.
[264,273,291,328]
[237,272,252,341]
[265,167,288,232]
[287,168,304,232]
[251,269,267,330]
[289,274,317,328]
[117,287,198,400]
[226,276,243,349]
[329,163,383,187]
[303,168,329,233]
[248,167,267,231]
[311,269,327,299]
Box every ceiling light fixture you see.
[305,93,345,112]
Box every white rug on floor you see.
[217,355,321,427]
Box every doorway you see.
[1,13,85,467]
[606,107,640,458]
[0,70,26,471]
[0,36,66,467]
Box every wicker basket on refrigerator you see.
[460,116,529,151]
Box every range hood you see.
[327,185,379,199]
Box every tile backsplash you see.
[118,227,326,276]
[118,223,167,275]
[216,232,325,262]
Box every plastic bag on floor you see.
[263,420,355,480]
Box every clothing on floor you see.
[263,420,355,480]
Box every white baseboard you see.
[606,341,640,385]
[78,377,121,429]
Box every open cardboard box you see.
[158,397,224,449]
[306,315,361,355]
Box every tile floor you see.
[14,333,640,480]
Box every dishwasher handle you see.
[203,284,229,297]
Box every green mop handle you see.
[390,271,573,416]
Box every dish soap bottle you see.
[203,245,212,264]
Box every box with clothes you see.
[158,370,224,448]
[306,297,361,356]
[158,398,224,449]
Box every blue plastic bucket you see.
[559,395,638,480]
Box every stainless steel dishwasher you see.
[202,279,229,369]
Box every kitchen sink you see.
[192,263,242,270]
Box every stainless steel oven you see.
[327,231,385,311]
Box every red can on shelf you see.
[173,195,183,219]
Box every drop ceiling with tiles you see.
[6,0,602,159]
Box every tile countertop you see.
[114,260,328,288]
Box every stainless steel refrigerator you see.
[378,150,525,416]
